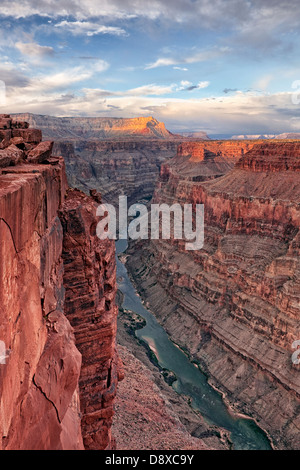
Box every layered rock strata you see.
[59,189,121,450]
[12,114,207,206]
[13,114,176,141]
[0,115,120,450]
[126,140,300,450]
[53,140,179,205]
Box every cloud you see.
[0,0,299,45]
[145,47,230,69]
[15,41,54,57]
[173,66,188,71]
[0,60,30,87]
[33,61,109,90]
[178,80,210,91]
[145,57,178,69]
[223,88,238,94]
[54,20,127,37]
[81,81,210,98]
[126,83,177,96]
[3,73,299,135]
[253,75,273,91]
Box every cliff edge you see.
[0,115,121,450]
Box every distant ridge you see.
[177,131,210,140]
[216,133,300,140]
[12,113,177,141]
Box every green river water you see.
[116,240,272,450]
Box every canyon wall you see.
[126,140,300,449]
[0,115,120,449]
[59,189,123,450]
[12,114,207,206]
[53,140,179,205]
[13,114,177,141]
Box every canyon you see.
[1,112,299,451]
[12,114,186,205]
[126,139,300,450]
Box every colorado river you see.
[116,240,272,450]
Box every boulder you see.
[27,141,54,163]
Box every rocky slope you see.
[126,140,300,450]
[113,345,211,450]
[0,115,121,450]
[114,304,230,450]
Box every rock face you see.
[177,140,259,161]
[13,114,176,141]
[0,115,120,450]
[59,189,121,450]
[162,140,260,182]
[53,140,179,205]
[126,140,300,450]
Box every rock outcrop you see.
[0,115,121,450]
[126,140,300,450]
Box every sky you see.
[1,0,300,135]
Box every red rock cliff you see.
[0,115,121,450]
[126,140,300,449]
[59,189,122,450]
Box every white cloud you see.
[2,80,299,135]
[15,41,54,57]
[55,20,127,37]
[180,81,192,87]
[126,83,178,96]
[145,47,230,69]
[0,0,297,29]
[29,60,109,91]
[145,57,178,70]
[197,81,210,89]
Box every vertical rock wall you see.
[59,189,122,450]
[0,115,121,450]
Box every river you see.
[116,239,272,450]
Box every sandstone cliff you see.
[126,140,300,450]
[59,189,122,450]
[0,115,121,450]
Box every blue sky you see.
[1,0,300,134]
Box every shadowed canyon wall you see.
[12,114,195,205]
[53,140,179,206]
[0,115,121,450]
[126,140,300,449]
